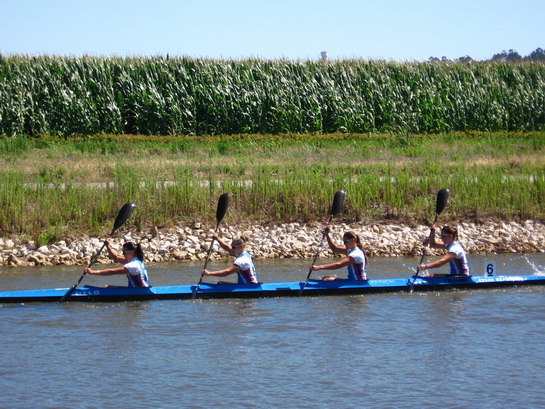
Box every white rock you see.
[37,245,50,254]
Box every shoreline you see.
[1,220,544,268]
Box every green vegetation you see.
[2,56,544,243]
[0,132,543,244]
[1,56,544,137]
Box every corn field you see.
[1,55,544,137]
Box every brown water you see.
[1,254,545,408]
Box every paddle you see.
[59,202,136,303]
[409,188,450,293]
[298,190,346,297]
[192,192,230,299]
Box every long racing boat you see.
[1,274,545,303]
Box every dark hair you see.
[123,241,144,261]
[441,225,458,240]
[231,235,249,249]
[343,231,368,265]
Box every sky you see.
[1,0,543,62]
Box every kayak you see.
[1,274,545,303]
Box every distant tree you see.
[491,49,522,62]
[427,56,454,63]
[491,50,507,61]
[526,47,545,61]
[428,48,543,63]
[506,49,522,62]
[457,55,473,63]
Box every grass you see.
[0,132,544,245]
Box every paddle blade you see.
[216,193,230,223]
[330,190,346,217]
[113,203,136,233]
[435,189,450,216]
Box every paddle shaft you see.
[306,215,333,279]
[298,214,334,297]
[409,189,449,293]
[298,190,346,297]
[191,223,220,299]
[59,241,108,302]
[59,236,111,302]
[417,213,439,265]
[59,203,135,303]
[409,213,440,293]
[192,192,230,299]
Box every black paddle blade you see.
[330,190,346,216]
[435,189,450,215]
[113,203,136,233]
[216,193,230,223]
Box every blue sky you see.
[2,0,543,62]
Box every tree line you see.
[429,47,545,63]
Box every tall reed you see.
[0,133,543,243]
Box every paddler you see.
[311,227,368,281]
[202,233,258,284]
[417,224,470,277]
[85,237,150,287]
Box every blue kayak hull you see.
[1,275,545,303]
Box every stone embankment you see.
[0,220,544,267]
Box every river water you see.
[1,253,545,409]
